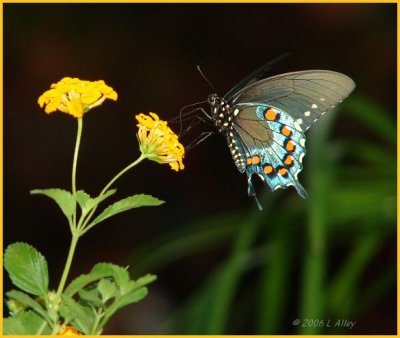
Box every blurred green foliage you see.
[128,94,396,334]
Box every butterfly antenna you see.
[197,65,217,93]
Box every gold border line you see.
[1,0,399,3]
[1,2,398,338]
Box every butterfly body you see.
[207,67,355,209]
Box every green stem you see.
[91,309,104,335]
[36,320,49,335]
[100,153,146,196]
[72,118,83,229]
[78,154,146,233]
[56,233,79,298]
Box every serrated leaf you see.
[7,298,26,316]
[76,190,117,214]
[61,296,95,335]
[76,190,91,211]
[3,316,25,335]
[88,189,117,211]
[98,279,117,303]
[78,288,102,308]
[99,287,149,328]
[133,274,157,288]
[112,269,157,295]
[114,287,148,310]
[63,263,116,298]
[31,188,75,221]
[111,266,134,294]
[90,194,164,227]
[91,262,119,275]
[4,311,50,335]
[4,243,49,296]
[6,290,51,323]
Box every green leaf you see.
[6,298,26,316]
[4,310,51,335]
[90,194,164,227]
[63,263,116,298]
[76,189,117,214]
[99,288,149,329]
[133,274,157,289]
[91,262,118,275]
[114,287,148,310]
[60,296,95,335]
[4,243,49,296]
[88,189,117,211]
[111,266,133,294]
[6,290,51,323]
[78,288,102,308]
[98,279,117,303]
[76,190,91,211]
[3,316,25,335]
[31,188,75,221]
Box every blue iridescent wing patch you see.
[231,104,307,202]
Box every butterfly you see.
[205,61,355,210]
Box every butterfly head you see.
[207,93,219,106]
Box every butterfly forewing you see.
[224,53,290,101]
[228,70,355,131]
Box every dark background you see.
[4,3,396,335]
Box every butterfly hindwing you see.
[231,103,307,198]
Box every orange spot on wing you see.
[263,165,274,174]
[281,125,292,137]
[278,167,288,176]
[285,140,296,152]
[247,156,261,165]
[265,108,279,121]
[284,154,294,166]
[252,156,260,164]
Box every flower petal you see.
[136,113,185,171]
[38,77,118,118]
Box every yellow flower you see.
[136,113,185,171]
[58,326,82,335]
[38,77,117,118]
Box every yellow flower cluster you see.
[136,113,185,171]
[38,77,117,118]
[58,326,82,335]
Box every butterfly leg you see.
[178,113,209,137]
[185,131,214,152]
[246,174,263,211]
[196,107,212,120]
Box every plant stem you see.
[36,320,49,335]
[100,153,146,196]
[78,154,146,233]
[56,233,79,298]
[72,118,83,229]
